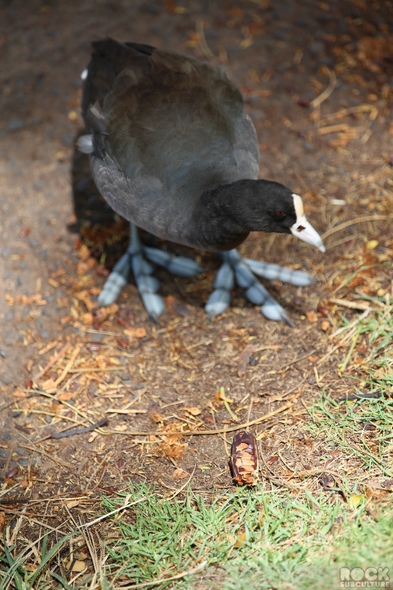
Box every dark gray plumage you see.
[79,39,324,322]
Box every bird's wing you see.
[83,40,259,203]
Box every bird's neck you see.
[189,180,264,251]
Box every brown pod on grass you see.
[230,431,259,487]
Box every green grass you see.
[307,394,393,476]
[3,480,392,590]
[98,482,393,590]
[0,532,77,590]
[341,295,393,390]
[306,298,393,477]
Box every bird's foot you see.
[205,249,316,325]
[97,224,203,321]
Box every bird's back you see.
[81,39,260,246]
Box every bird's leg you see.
[97,223,164,320]
[142,246,203,278]
[97,223,203,320]
[205,249,316,325]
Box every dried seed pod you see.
[230,431,259,487]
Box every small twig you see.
[268,378,308,402]
[0,394,34,413]
[105,409,147,415]
[338,328,361,373]
[32,343,70,382]
[50,417,109,439]
[101,402,293,437]
[246,397,254,430]
[328,308,371,340]
[195,19,215,59]
[310,69,336,108]
[25,495,94,505]
[281,350,319,371]
[325,234,360,251]
[0,484,19,500]
[220,387,238,422]
[329,298,371,311]
[321,103,378,124]
[166,466,197,501]
[21,388,107,430]
[322,215,390,240]
[16,409,90,428]
[66,366,125,373]
[318,123,351,135]
[38,340,58,356]
[339,392,386,401]
[84,453,112,492]
[80,495,146,528]
[277,450,296,477]
[19,445,70,468]
[317,309,371,367]
[53,345,81,387]
[0,511,70,535]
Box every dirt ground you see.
[0,0,392,529]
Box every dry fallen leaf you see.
[172,468,188,480]
[366,239,378,250]
[234,532,247,547]
[88,431,99,443]
[349,494,364,508]
[72,560,86,572]
[306,311,318,323]
[124,327,147,338]
[0,512,6,533]
[80,312,93,325]
[184,406,201,416]
[66,499,81,509]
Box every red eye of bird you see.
[275,211,285,218]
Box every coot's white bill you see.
[291,194,325,252]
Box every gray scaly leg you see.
[205,249,316,325]
[97,223,203,320]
